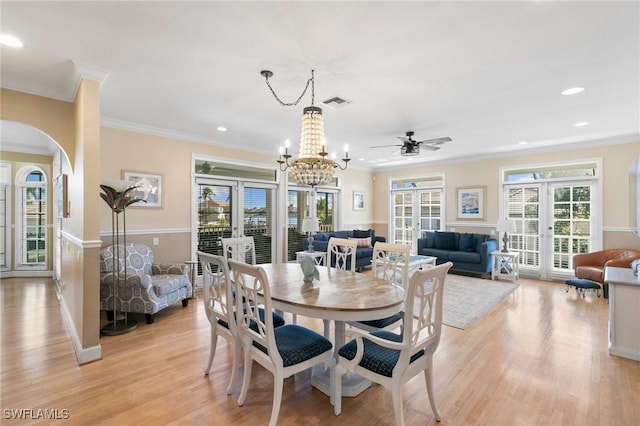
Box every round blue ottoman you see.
[565,278,602,298]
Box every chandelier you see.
[261,69,350,187]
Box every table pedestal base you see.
[310,364,371,397]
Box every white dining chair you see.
[222,236,256,265]
[349,241,410,333]
[197,251,240,394]
[198,251,285,394]
[326,237,357,272]
[334,261,453,425]
[229,260,334,426]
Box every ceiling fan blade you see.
[420,145,440,151]
[370,144,402,148]
[397,136,411,143]
[417,136,452,145]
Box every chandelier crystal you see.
[262,69,350,187]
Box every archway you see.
[0,119,72,281]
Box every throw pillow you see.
[349,237,372,248]
[422,232,436,248]
[434,231,457,250]
[353,229,374,240]
[332,231,349,239]
[313,233,328,241]
[474,234,489,252]
[460,233,476,252]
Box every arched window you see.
[15,166,47,269]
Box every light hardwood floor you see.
[1,275,638,425]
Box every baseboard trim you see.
[609,346,640,362]
[0,270,52,279]
[58,286,102,365]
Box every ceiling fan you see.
[371,131,452,156]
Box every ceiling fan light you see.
[401,145,419,156]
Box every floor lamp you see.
[100,181,144,336]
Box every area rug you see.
[442,274,519,330]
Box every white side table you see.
[491,251,519,282]
[296,251,327,266]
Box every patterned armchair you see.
[100,243,192,324]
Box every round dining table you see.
[257,262,405,397]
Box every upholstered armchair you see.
[573,249,640,298]
[100,243,192,324]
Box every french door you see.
[504,180,598,279]
[196,179,276,265]
[286,187,337,261]
[391,189,442,251]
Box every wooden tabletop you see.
[258,263,404,322]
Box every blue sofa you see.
[417,231,498,276]
[302,229,386,270]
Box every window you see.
[15,166,47,269]
[504,162,597,182]
[0,163,11,270]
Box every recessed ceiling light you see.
[216,126,227,132]
[574,122,589,127]
[562,87,585,96]
[0,34,24,48]
[518,141,528,145]
[358,158,365,161]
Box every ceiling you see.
[1,1,638,169]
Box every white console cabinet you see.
[604,267,640,361]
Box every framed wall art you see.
[122,170,163,208]
[457,186,485,220]
[353,191,365,211]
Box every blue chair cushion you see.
[356,313,403,329]
[338,330,425,377]
[253,324,333,367]
[218,308,285,331]
[565,278,601,290]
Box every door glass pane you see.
[23,174,46,265]
[0,186,5,267]
[197,184,233,261]
[553,185,592,269]
[244,187,273,264]
[392,192,412,245]
[418,190,441,235]
[316,191,334,233]
[287,190,309,261]
[506,186,540,268]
